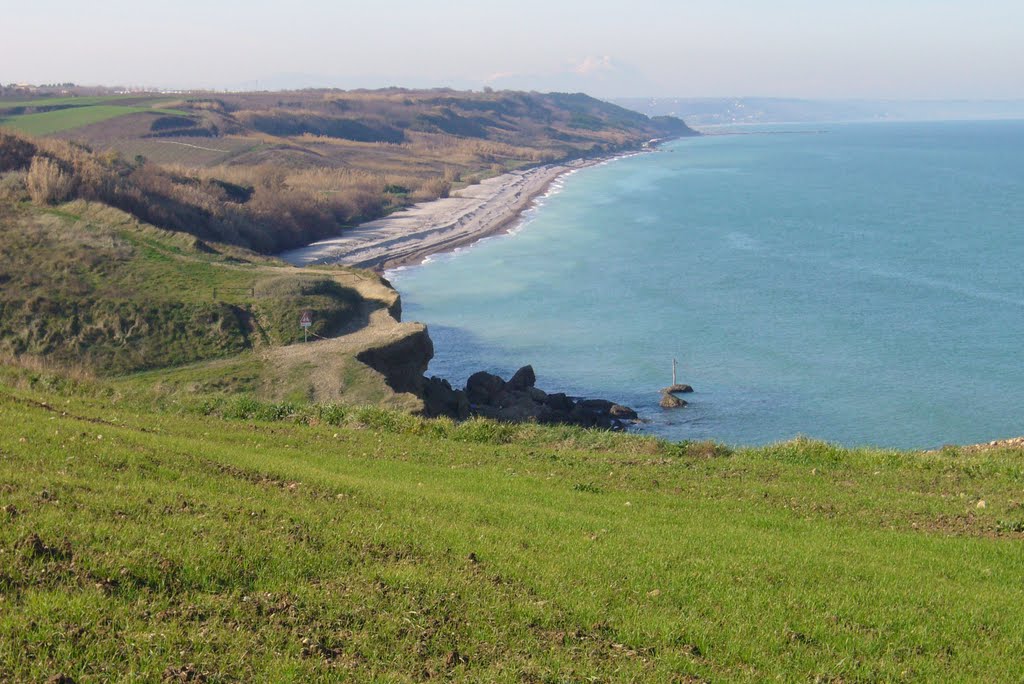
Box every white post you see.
[672,358,677,386]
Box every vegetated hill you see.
[0,182,434,411]
[169,88,694,153]
[0,130,405,253]
[0,90,695,254]
[2,373,1023,681]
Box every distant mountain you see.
[614,97,1024,126]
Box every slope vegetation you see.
[0,191,430,411]
[1,89,696,253]
[1,378,1023,681]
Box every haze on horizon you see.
[4,0,1023,100]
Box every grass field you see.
[0,104,180,136]
[0,96,155,110]
[2,376,1023,681]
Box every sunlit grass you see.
[2,380,1022,681]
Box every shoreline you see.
[277,147,659,273]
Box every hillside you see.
[0,93,694,415]
[0,89,695,254]
[2,375,1024,681]
[2,89,1022,682]
[0,187,436,415]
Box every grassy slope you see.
[0,106,182,137]
[0,199,343,370]
[2,379,1023,682]
[0,97,178,136]
[1,90,692,172]
[0,96,156,109]
[0,199,429,413]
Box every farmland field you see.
[0,103,179,136]
[0,95,160,109]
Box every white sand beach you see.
[277,161,596,271]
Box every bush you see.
[26,156,75,205]
[0,171,27,201]
[0,131,37,171]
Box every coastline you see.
[277,147,658,272]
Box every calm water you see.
[389,121,1024,448]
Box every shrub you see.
[0,171,27,201]
[26,156,75,205]
[317,403,349,426]
[413,177,451,201]
[0,130,37,171]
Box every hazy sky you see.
[5,0,1023,98]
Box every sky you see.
[4,0,1023,99]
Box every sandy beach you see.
[277,160,600,271]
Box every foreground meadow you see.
[1,379,1022,682]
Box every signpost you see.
[300,311,312,342]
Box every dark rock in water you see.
[571,404,612,429]
[496,397,548,422]
[662,384,694,394]
[466,371,505,405]
[610,404,638,420]
[508,365,537,390]
[578,398,616,413]
[545,392,575,413]
[422,376,469,419]
[426,366,637,430]
[660,393,688,409]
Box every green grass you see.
[2,378,1023,681]
[0,96,160,109]
[0,201,366,373]
[0,98,180,135]
[0,104,179,136]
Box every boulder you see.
[570,404,611,429]
[527,387,548,403]
[495,396,548,422]
[578,398,616,414]
[422,377,470,419]
[545,392,575,413]
[662,384,694,394]
[660,393,688,409]
[508,365,537,390]
[465,371,505,405]
[609,404,638,420]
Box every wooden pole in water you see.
[672,358,678,386]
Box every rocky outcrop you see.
[422,376,470,419]
[508,365,536,390]
[659,383,693,409]
[466,370,506,405]
[660,393,687,409]
[423,364,639,430]
[346,282,639,430]
[354,325,433,395]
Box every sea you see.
[388,120,1024,449]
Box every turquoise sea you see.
[389,121,1024,448]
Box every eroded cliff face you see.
[350,278,639,429]
[355,323,433,396]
